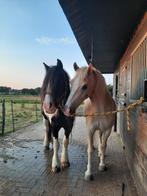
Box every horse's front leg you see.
[85,128,95,181]
[61,135,70,169]
[98,129,111,171]
[61,119,74,169]
[52,127,61,173]
[43,118,52,150]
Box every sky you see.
[0,0,113,89]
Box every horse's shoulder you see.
[84,98,93,113]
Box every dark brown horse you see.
[41,59,74,173]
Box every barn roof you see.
[59,0,147,73]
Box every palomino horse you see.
[64,63,116,180]
[41,59,74,172]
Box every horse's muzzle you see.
[43,103,56,114]
[63,105,75,116]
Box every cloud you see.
[35,36,76,45]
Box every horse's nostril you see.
[49,103,52,108]
[69,108,74,114]
[64,105,75,115]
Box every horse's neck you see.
[89,75,109,110]
[91,73,106,100]
[90,90,107,107]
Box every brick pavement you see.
[0,118,138,196]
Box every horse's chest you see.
[43,109,59,124]
[90,116,114,131]
[46,113,55,123]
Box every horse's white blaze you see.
[52,138,60,169]
[44,94,51,106]
[61,136,69,163]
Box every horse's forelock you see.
[41,66,70,105]
[52,68,70,105]
[73,67,88,83]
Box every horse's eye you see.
[81,84,88,90]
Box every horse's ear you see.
[73,62,79,71]
[43,62,49,72]
[87,63,94,74]
[57,59,63,69]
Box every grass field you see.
[0,95,42,135]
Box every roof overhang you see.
[59,0,147,73]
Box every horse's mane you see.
[81,66,107,87]
[79,66,108,95]
[41,66,70,106]
[94,69,107,85]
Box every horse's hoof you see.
[99,165,107,171]
[61,161,70,169]
[84,174,94,181]
[52,166,61,173]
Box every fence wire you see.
[0,99,42,135]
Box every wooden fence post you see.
[2,99,5,135]
[11,100,15,132]
[35,103,38,122]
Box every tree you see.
[0,86,11,94]
[107,84,113,96]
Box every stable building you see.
[59,0,147,195]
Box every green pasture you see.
[0,95,42,135]
[0,95,85,135]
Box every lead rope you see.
[67,97,144,132]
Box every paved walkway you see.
[0,118,138,196]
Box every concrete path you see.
[0,118,138,196]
